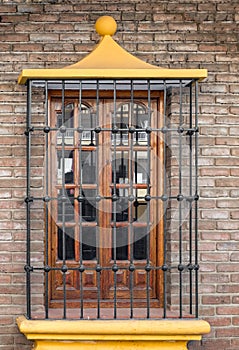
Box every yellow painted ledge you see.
[17,316,210,350]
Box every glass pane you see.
[57,150,74,185]
[112,196,129,222]
[80,151,96,184]
[111,153,129,221]
[57,103,74,145]
[111,151,148,186]
[81,227,96,260]
[113,104,129,146]
[57,226,75,260]
[112,151,128,184]
[133,201,147,222]
[134,188,147,201]
[80,189,96,222]
[57,189,75,222]
[78,104,95,145]
[133,227,147,260]
[132,103,148,145]
[112,226,128,260]
[133,151,148,184]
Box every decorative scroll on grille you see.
[25,79,199,320]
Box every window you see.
[48,90,164,313]
[25,79,199,320]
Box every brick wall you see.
[0,0,238,349]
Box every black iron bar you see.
[163,80,167,318]
[35,264,182,272]
[113,80,117,319]
[179,80,183,318]
[31,194,197,202]
[61,80,67,319]
[26,80,32,319]
[195,80,199,318]
[189,82,193,315]
[32,126,198,134]
[129,80,134,318]
[44,80,49,319]
[146,80,151,318]
[79,81,84,319]
[96,80,101,319]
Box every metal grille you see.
[24,79,199,320]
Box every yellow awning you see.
[18,16,207,85]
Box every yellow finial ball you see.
[95,16,117,36]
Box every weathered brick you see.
[201,147,230,156]
[17,4,43,13]
[201,210,229,220]
[201,253,229,263]
[202,296,230,305]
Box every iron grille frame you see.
[24,78,199,320]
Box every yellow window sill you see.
[17,315,210,350]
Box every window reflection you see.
[112,102,149,145]
[78,104,96,146]
[57,226,75,260]
[80,189,96,222]
[57,150,74,185]
[81,227,96,260]
[80,151,96,184]
[57,103,74,145]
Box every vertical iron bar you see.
[113,80,117,319]
[195,80,199,318]
[96,80,101,319]
[179,80,183,318]
[44,81,49,319]
[129,80,134,318]
[146,80,151,318]
[61,80,67,319]
[26,80,32,319]
[189,82,193,315]
[79,81,84,319]
[163,80,167,318]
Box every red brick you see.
[17,4,43,13]
[201,252,230,262]
[216,137,239,145]
[216,178,239,187]
[232,317,239,326]
[201,147,230,156]
[200,168,230,176]
[200,189,229,198]
[216,221,239,230]
[217,285,239,293]
[202,296,230,305]
[201,232,230,241]
[201,273,229,283]
[201,210,229,220]
[199,44,227,52]
[231,211,239,219]
[216,327,239,337]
